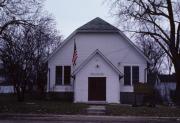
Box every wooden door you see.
[88,77,106,101]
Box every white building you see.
[47,17,151,104]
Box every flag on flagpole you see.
[72,40,78,66]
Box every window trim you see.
[123,65,140,86]
[55,65,71,85]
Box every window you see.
[124,66,131,85]
[124,66,140,86]
[55,66,71,85]
[132,66,139,84]
[64,66,71,85]
[56,66,62,85]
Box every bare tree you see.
[0,0,42,36]
[0,15,61,101]
[135,36,165,87]
[110,0,180,103]
[136,36,165,73]
[0,0,43,101]
[25,16,61,97]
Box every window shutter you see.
[56,66,62,85]
[64,66,71,85]
[132,66,139,84]
[124,66,131,85]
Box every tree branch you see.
[151,35,173,60]
[167,0,176,45]
[176,22,180,51]
[0,19,34,35]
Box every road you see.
[0,115,179,123]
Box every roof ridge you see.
[77,17,119,32]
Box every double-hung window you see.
[124,66,139,85]
[55,66,71,85]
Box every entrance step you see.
[87,101,107,105]
[86,105,106,115]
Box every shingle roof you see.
[77,17,119,32]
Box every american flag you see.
[72,40,78,66]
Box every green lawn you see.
[106,104,180,117]
[0,94,87,114]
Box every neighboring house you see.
[155,74,176,104]
[47,17,151,104]
[0,60,14,93]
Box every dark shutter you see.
[64,66,71,85]
[56,66,62,85]
[124,66,131,85]
[132,66,139,84]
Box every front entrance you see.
[88,77,106,101]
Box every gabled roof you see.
[77,17,119,33]
[73,49,123,76]
[47,17,151,63]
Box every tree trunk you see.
[174,58,180,105]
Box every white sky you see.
[44,0,115,38]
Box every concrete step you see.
[86,101,107,105]
[86,105,106,115]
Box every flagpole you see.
[72,60,75,103]
[72,40,75,103]
[72,38,77,103]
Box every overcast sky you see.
[44,0,115,38]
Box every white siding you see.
[48,32,148,103]
[74,54,120,103]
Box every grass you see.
[106,104,180,117]
[1,94,180,117]
[0,94,87,114]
